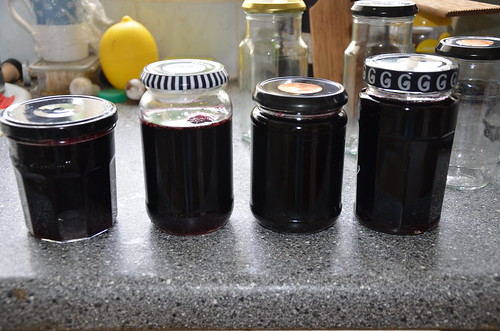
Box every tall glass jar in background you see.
[251,77,347,233]
[343,0,418,155]
[356,54,459,235]
[140,59,233,236]
[239,0,308,142]
[436,36,500,190]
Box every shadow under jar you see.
[356,53,459,235]
[139,59,233,236]
[0,95,118,242]
[251,77,348,234]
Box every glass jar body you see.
[343,15,415,155]
[446,60,500,190]
[140,87,233,235]
[356,86,458,234]
[8,128,117,242]
[251,105,347,233]
[239,12,308,142]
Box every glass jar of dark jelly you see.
[251,77,348,233]
[356,53,459,235]
[0,95,118,242]
[139,59,233,236]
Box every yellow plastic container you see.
[99,16,159,90]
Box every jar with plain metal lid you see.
[343,0,418,155]
[251,76,347,234]
[436,36,500,190]
[0,95,118,242]
[139,59,233,236]
[356,54,459,234]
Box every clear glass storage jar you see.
[251,76,347,233]
[239,0,309,142]
[0,95,118,242]
[436,36,500,190]
[343,0,418,155]
[356,54,459,234]
[139,59,233,236]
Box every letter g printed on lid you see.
[436,74,448,91]
[380,71,392,88]
[367,68,376,85]
[418,75,431,92]
[397,74,412,91]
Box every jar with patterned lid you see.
[140,59,233,235]
[356,53,459,234]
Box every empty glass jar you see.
[343,0,418,155]
[436,36,500,190]
[239,0,308,142]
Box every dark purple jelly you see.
[251,110,346,234]
[141,118,233,236]
[0,95,118,242]
[356,93,458,234]
[9,131,117,241]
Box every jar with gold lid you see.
[239,0,309,142]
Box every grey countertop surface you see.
[0,86,499,330]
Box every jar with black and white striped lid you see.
[139,59,233,236]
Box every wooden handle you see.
[309,0,353,83]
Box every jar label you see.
[277,83,322,94]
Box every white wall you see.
[0,0,246,78]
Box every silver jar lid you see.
[363,53,459,93]
[0,95,117,141]
[140,59,228,91]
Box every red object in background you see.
[0,94,15,109]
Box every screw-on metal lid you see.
[242,0,306,14]
[435,36,500,61]
[253,76,348,113]
[0,95,117,141]
[140,59,228,91]
[363,53,458,93]
[351,0,418,17]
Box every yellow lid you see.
[414,12,451,27]
[242,0,306,14]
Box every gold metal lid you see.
[242,0,306,14]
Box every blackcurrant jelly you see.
[0,95,118,242]
[140,59,233,235]
[356,53,459,234]
[141,117,233,235]
[251,77,348,233]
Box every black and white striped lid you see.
[140,59,229,91]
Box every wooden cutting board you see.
[309,0,353,83]
[413,0,500,17]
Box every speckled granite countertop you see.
[0,86,499,330]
